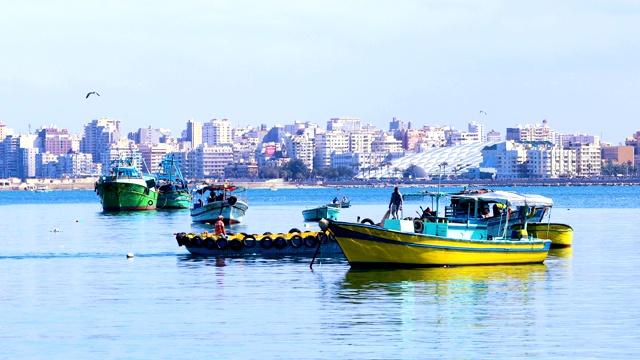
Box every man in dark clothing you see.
[389,187,403,219]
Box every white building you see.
[314,131,349,169]
[284,135,315,170]
[194,144,234,178]
[203,118,233,145]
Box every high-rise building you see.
[81,118,122,163]
[203,118,233,145]
[314,131,349,169]
[185,119,203,148]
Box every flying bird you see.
[86,91,100,99]
[479,110,487,115]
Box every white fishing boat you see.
[190,184,249,224]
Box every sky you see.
[1,0,639,144]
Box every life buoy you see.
[290,235,303,248]
[413,219,424,233]
[205,237,216,250]
[216,237,229,250]
[260,236,273,249]
[288,228,301,234]
[304,235,318,248]
[192,236,204,248]
[317,232,328,244]
[228,196,237,205]
[274,236,287,250]
[243,235,256,248]
[148,200,154,206]
[229,239,243,251]
[360,218,374,225]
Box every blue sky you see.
[1,1,639,144]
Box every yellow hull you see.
[513,223,573,248]
[328,221,551,268]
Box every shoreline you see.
[2,177,640,191]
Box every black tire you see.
[263,231,272,235]
[317,232,328,244]
[289,235,303,248]
[181,235,192,247]
[274,236,287,250]
[192,236,204,248]
[361,218,375,225]
[304,235,317,248]
[413,219,424,233]
[260,236,273,249]
[176,232,186,246]
[228,196,237,205]
[243,235,256,248]
[216,237,229,250]
[240,232,249,239]
[205,237,216,250]
[229,239,243,251]
[288,228,301,234]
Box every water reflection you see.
[338,265,550,302]
[549,247,573,258]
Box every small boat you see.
[511,222,573,248]
[332,193,351,208]
[175,229,342,257]
[33,185,53,193]
[302,204,340,221]
[95,156,158,211]
[319,216,551,268]
[190,184,248,224]
[155,155,191,209]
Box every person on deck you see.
[389,187,403,219]
[215,215,227,238]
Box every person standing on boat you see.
[389,187,403,219]
[215,215,227,238]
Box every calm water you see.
[1,186,640,358]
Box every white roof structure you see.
[358,141,499,179]
[451,190,554,207]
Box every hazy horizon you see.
[2,1,639,144]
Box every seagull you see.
[86,91,100,99]
[479,110,487,115]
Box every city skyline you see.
[2,2,639,143]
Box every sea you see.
[1,185,640,359]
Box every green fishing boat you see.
[95,156,158,211]
[155,155,191,209]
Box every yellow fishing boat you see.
[319,217,551,268]
[511,222,573,248]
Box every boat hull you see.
[325,220,551,268]
[96,180,158,211]
[512,223,574,248]
[190,200,249,224]
[176,231,343,256]
[157,190,191,209]
[303,206,340,221]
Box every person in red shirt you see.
[215,215,227,237]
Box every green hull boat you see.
[95,156,158,211]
